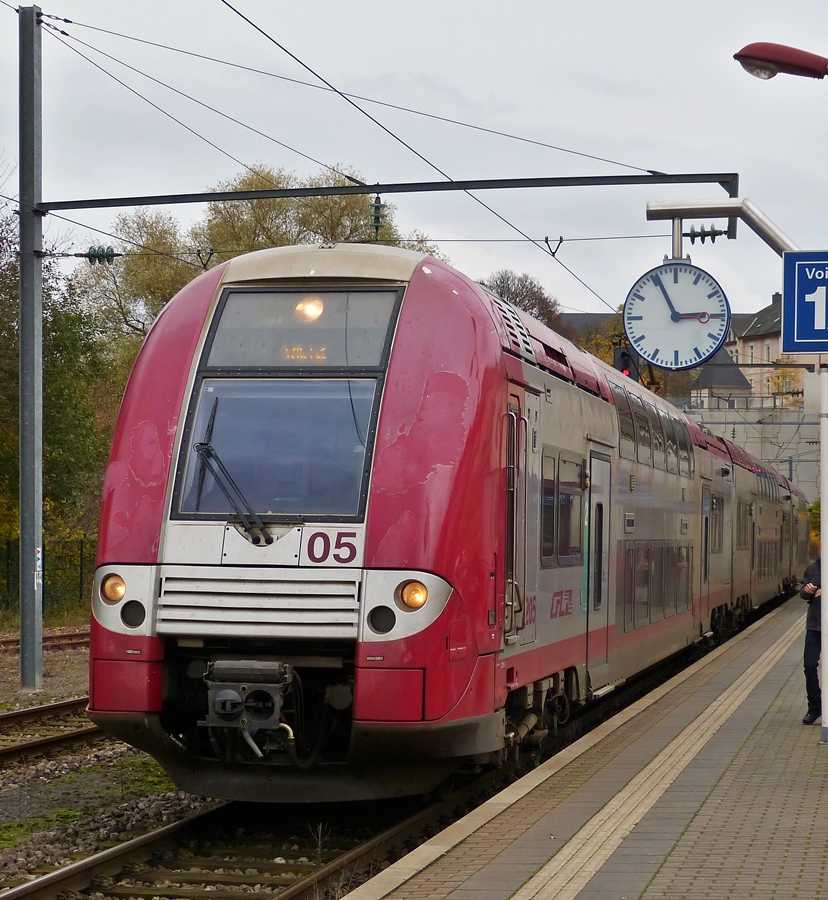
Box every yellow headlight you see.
[101,573,126,604]
[399,580,428,610]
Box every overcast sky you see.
[2,0,828,316]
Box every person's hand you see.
[816,588,822,598]
[804,582,818,595]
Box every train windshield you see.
[178,378,376,518]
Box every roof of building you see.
[728,312,756,340]
[692,347,752,391]
[739,293,782,339]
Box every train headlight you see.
[100,573,126,604]
[398,580,428,610]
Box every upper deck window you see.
[206,288,400,369]
[610,382,635,460]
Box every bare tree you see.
[479,269,568,335]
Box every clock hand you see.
[677,312,727,323]
[651,274,681,322]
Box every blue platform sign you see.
[783,251,828,353]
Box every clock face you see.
[623,262,731,370]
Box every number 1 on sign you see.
[806,285,828,331]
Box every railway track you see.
[0,628,90,655]
[0,696,102,762]
[0,767,506,900]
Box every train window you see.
[628,393,652,465]
[177,378,376,519]
[624,542,635,632]
[663,545,677,617]
[647,402,666,470]
[541,452,556,566]
[650,543,664,623]
[592,503,604,610]
[206,289,399,369]
[659,410,678,474]
[634,543,650,628]
[674,418,693,477]
[557,457,583,564]
[711,494,723,553]
[736,500,750,550]
[610,383,636,460]
[677,545,691,611]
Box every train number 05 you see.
[306,531,358,564]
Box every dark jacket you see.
[801,559,822,632]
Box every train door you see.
[586,452,611,679]
[749,499,757,603]
[504,391,539,646]
[521,393,540,646]
[700,481,711,628]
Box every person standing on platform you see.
[801,545,821,725]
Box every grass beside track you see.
[0,808,81,850]
[0,601,89,633]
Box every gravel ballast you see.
[0,633,214,890]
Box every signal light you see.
[613,347,639,381]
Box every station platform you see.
[347,596,828,900]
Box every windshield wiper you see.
[193,440,273,546]
[194,396,219,512]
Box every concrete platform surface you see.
[346,596,828,900]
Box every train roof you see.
[220,242,426,286]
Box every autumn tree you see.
[189,165,408,261]
[71,208,198,338]
[576,313,624,366]
[0,201,114,540]
[769,356,803,408]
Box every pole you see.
[672,217,683,261]
[19,5,43,691]
[821,364,828,743]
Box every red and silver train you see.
[88,244,809,801]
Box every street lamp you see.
[734,42,828,80]
[735,40,828,746]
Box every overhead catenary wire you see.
[41,21,365,187]
[41,26,368,228]
[31,3,638,314]
[42,12,659,175]
[43,29,267,190]
[216,0,619,314]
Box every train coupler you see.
[200,659,293,737]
